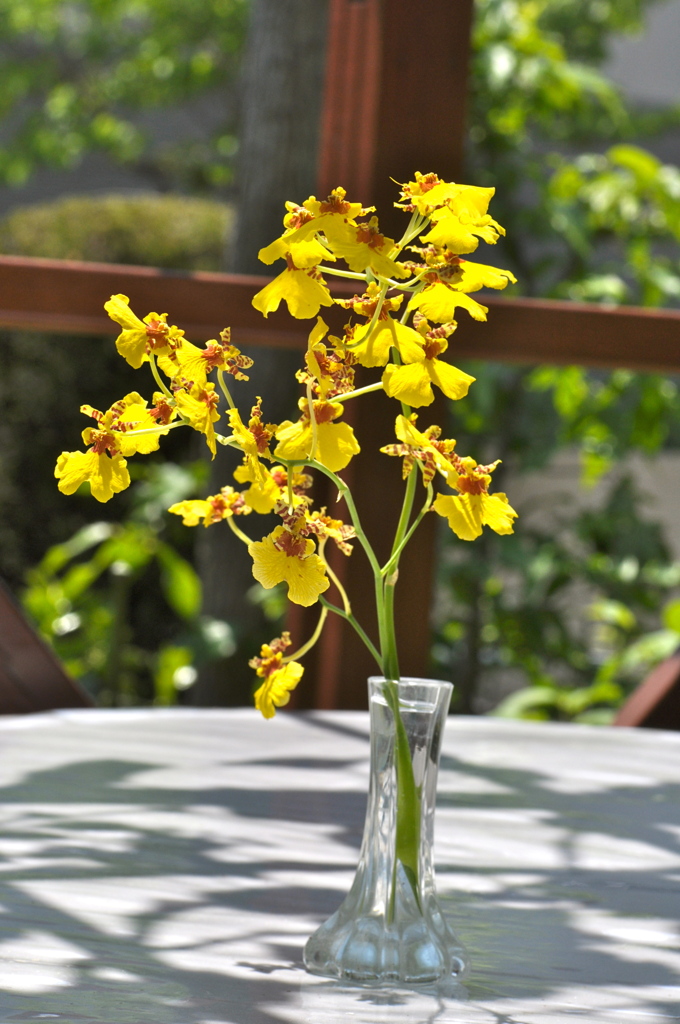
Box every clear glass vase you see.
[304,676,468,985]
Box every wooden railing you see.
[2,254,679,372]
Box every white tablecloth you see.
[0,708,678,1023]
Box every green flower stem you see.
[306,380,318,462]
[316,265,370,281]
[217,369,237,410]
[148,352,173,401]
[332,382,384,403]
[306,460,382,579]
[285,605,328,663]
[120,421,186,438]
[344,281,389,352]
[383,677,422,916]
[319,597,382,668]
[214,432,239,447]
[226,514,252,547]
[320,544,352,616]
[382,480,433,578]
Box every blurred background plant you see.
[22,462,237,706]
[1,0,679,715]
[0,0,246,192]
[431,0,680,721]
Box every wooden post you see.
[289,0,476,709]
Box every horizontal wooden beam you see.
[0,255,679,371]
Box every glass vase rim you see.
[368,675,453,695]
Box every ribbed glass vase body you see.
[304,677,468,985]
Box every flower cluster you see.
[56,172,518,715]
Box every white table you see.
[0,708,678,1024]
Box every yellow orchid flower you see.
[104,294,184,369]
[168,487,251,527]
[349,317,426,369]
[79,392,174,456]
[257,188,367,267]
[274,398,360,472]
[408,246,516,294]
[302,187,368,222]
[326,217,411,280]
[249,632,304,719]
[381,414,458,484]
[252,255,334,319]
[297,318,357,400]
[258,235,335,268]
[55,388,184,503]
[420,202,505,253]
[249,526,330,606]
[157,330,252,388]
[228,398,277,483]
[382,333,475,408]
[233,462,311,515]
[174,382,220,457]
[433,456,517,541]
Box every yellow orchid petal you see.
[254,661,304,719]
[248,529,329,606]
[408,284,488,324]
[104,293,145,333]
[55,450,130,504]
[252,265,333,319]
[432,493,483,541]
[433,491,517,541]
[450,260,517,293]
[315,420,361,472]
[382,361,435,407]
[351,318,425,368]
[479,492,517,535]
[168,499,212,526]
[427,358,475,401]
[239,475,281,514]
[274,408,360,472]
[174,383,220,457]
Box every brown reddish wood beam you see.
[318,0,475,234]
[1,255,679,370]
[613,654,680,729]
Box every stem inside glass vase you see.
[303,677,468,985]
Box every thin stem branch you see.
[308,460,382,579]
[148,352,173,400]
[319,597,382,668]
[226,514,252,547]
[331,382,383,403]
[217,369,237,410]
[323,550,352,615]
[382,480,433,577]
[317,264,368,281]
[117,420,186,438]
[284,606,328,663]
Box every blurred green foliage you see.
[431,0,680,720]
[0,0,247,191]
[22,462,236,705]
[0,193,233,269]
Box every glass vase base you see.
[304,906,469,985]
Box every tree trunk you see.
[192,0,330,706]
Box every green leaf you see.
[662,600,680,635]
[154,644,194,706]
[157,544,202,620]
